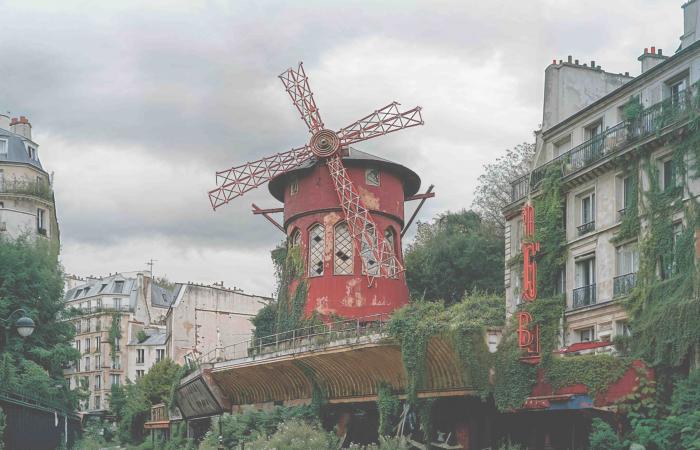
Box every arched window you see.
[289,229,301,248]
[384,227,398,278]
[360,224,379,276]
[308,224,324,277]
[334,222,353,275]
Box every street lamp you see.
[1,308,36,343]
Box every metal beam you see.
[402,184,435,237]
[251,204,285,233]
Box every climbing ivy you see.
[547,354,631,396]
[532,165,567,298]
[108,313,122,359]
[611,159,641,245]
[376,382,400,437]
[387,293,504,406]
[274,245,310,335]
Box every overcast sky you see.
[0,0,682,296]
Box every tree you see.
[472,142,535,231]
[139,358,181,404]
[0,236,80,410]
[404,210,504,303]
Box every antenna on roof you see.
[146,258,158,276]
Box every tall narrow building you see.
[0,114,59,246]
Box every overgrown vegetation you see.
[388,292,505,404]
[0,235,80,412]
[405,210,505,303]
[377,382,401,437]
[108,312,122,359]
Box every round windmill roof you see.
[267,147,421,202]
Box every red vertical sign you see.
[518,202,540,361]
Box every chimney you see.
[638,46,669,74]
[10,116,31,140]
[682,0,700,50]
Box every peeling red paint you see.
[282,163,410,319]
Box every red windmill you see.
[209,62,429,318]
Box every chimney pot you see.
[591,60,595,67]
[644,48,649,54]
[575,59,579,65]
[625,72,630,76]
[559,59,562,64]
[567,55,572,63]
[658,49,663,56]
[552,59,557,64]
[651,46,656,54]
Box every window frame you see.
[307,223,325,277]
[365,168,381,187]
[333,221,354,275]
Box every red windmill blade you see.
[208,61,423,282]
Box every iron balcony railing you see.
[613,272,637,297]
[577,220,595,236]
[572,284,596,309]
[0,179,54,202]
[195,313,390,364]
[509,91,692,203]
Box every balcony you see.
[0,179,54,202]
[572,284,596,309]
[509,92,691,203]
[577,221,595,236]
[614,273,637,297]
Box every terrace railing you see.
[0,179,54,202]
[613,272,637,297]
[195,313,390,364]
[572,284,596,309]
[510,91,692,203]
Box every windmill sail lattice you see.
[208,62,423,282]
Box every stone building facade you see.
[0,114,59,246]
[504,0,700,351]
[63,272,171,413]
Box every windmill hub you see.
[310,129,340,158]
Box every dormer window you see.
[0,139,7,156]
[26,145,36,160]
[112,280,125,294]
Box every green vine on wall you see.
[108,313,122,359]
[376,382,400,437]
[274,245,310,335]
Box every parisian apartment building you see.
[504,0,700,352]
[0,114,59,245]
[63,272,269,415]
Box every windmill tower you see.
[209,63,430,319]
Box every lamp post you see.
[0,308,36,348]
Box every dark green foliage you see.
[274,245,309,334]
[108,313,122,359]
[532,167,566,298]
[109,383,127,420]
[547,355,631,396]
[136,330,148,343]
[246,419,340,450]
[0,236,79,378]
[139,358,180,404]
[388,293,505,405]
[589,418,624,450]
[199,406,320,450]
[251,301,278,343]
[0,406,5,450]
[377,382,400,437]
[404,210,504,304]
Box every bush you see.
[589,418,623,450]
[245,420,339,450]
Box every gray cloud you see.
[0,0,683,293]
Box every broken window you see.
[289,228,301,248]
[334,222,353,275]
[384,227,398,278]
[365,168,380,186]
[308,224,324,277]
[361,224,379,276]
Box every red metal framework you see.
[208,61,423,282]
